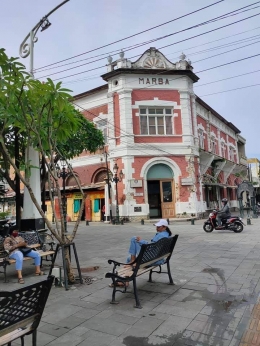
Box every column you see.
[21,146,44,230]
[118,89,134,146]
[179,91,194,146]
[104,183,110,224]
[190,93,198,146]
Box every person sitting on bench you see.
[3,229,44,284]
[127,219,172,265]
[109,219,172,288]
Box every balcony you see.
[239,154,247,166]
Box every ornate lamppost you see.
[18,0,70,231]
[109,163,123,225]
[56,159,70,233]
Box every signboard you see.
[130,179,143,188]
[134,207,142,212]
[134,192,143,197]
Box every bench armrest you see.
[107,259,131,273]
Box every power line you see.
[199,83,260,97]
[35,0,225,71]
[48,10,260,82]
[195,69,260,87]
[71,52,260,159]
[62,29,260,86]
[73,51,260,108]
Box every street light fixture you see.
[109,163,123,225]
[56,159,70,233]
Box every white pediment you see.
[132,47,176,70]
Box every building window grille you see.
[139,108,173,135]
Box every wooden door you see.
[160,180,175,218]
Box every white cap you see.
[153,219,168,227]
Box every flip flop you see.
[35,271,45,276]
[18,278,25,284]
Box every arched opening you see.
[147,164,175,218]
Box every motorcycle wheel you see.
[233,222,243,233]
[203,224,214,232]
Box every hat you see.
[154,219,168,227]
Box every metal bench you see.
[0,231,55,282]
[0,276,54,346]
[105,235,179,308]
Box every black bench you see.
[0,275,54,346]
[0,231,55,282]
[105,235,179,308]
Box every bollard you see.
[247,218,251,225]
[191,218,195,225]
[167,218,170,225]
[141,219,144,225]
[111,218,115,225]
[120,219,124,225]
[86,220,89,226]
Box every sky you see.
[1,0,260,160]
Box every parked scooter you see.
[203,210,244,233]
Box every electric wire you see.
[48,10,260,82]
[62,29,260,86]
[37,4,260,80]
[34,0,226,71]
[74,51,260,108]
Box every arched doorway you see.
[147,164,175,218]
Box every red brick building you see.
[51,48,247,222]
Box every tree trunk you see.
[64,246,75,283]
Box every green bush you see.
[0,211,10,219]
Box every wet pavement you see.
[1,217,260,346]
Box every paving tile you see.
[81,316,131,336]
[77,330,117,346]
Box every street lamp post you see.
[18,0,70,232]
[56,159,69,233]
[110,163,123,225]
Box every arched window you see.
[93,170,108,183]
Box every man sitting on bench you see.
[4,229,44,284]
[109,219,171,288]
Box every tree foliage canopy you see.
[0,48,104,186]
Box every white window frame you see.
[198,129,204,149]
[211,136,217,154]
[221,142,226,158]
[139,107,174,135]
[96,119,108,144]
[229,146,235,161]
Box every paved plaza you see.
[2,218,260,346]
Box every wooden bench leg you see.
[167,261,174,285]
[133,277,142,309]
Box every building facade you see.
[51,47,247,222]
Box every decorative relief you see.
[143,57,166,69]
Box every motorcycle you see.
[203,210,244,233]
[0,218,16,238]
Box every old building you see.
[51,47,247,222]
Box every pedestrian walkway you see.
[1,218,260,346]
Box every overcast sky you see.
[1,0,260,160]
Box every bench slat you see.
[0,314,38,339]
[8,250,55,264]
